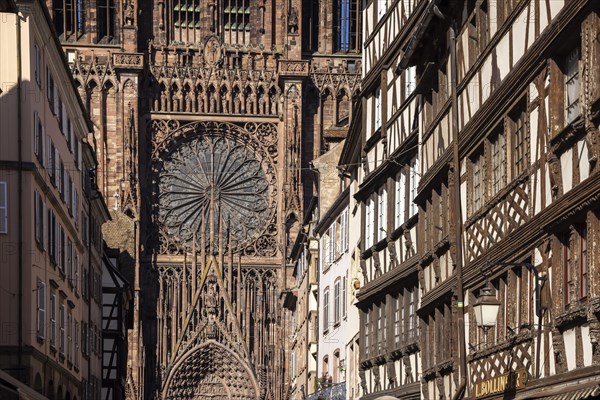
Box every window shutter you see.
[37,281,46,339]
[50,293,56,346]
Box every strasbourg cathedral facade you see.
[46,0,361,399]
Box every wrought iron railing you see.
[305,382,346,400]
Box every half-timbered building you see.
[397,0,600,399]
[346,1,423,399]
[350,0,600,399]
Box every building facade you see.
[351,0,600,399]
[0,2,110,400]
[41,0,362,398]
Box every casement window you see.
[342,275,347,319]
[36,280,46,339]
[579,226,587,299]
[509,100,528,178]
[394,295,402,345]
[74,254,79,293]
[377,186,387,242]
[48,209,56,262]
[377,303,386,352]
[562,225,588,308]
[46,67,55,110]
[47,137,55,183]
[34,191,45,249]
[53,0,86,38]
[323,288,330,332]
[67,238,73,283]
[565,47,580,124]
[76,141,82,170]
[334,279,341,325]
[407,289,416,339]
[67,118,73,151]
[74,320,79,368]
[0,182,7,234]
[374,89,382,132]
[339,209,348,253]
[335,0,360,52]
[470,150,485,215]
[34,44,41,86]
[60,160,65,199]
[327,224,336,265]
[81,322,88,356]
[562,231,572,309]
[34,111,44,165]
[67,175,73,214]
[97,0,117,43]
[49,292,56,347]
[82,212,89,245]
[59,304,66,353]
[54,150,60,188]
[365,196,374,249]
[395,171,406,228]
[82,268,89,300]
[59,225,65,272]
[57,97,63,130]
[409,157,419,217]
[364,310,370,358]
[490,128,506,196]
[73,189,79,228]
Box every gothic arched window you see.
[53,0,86,40]
[334,0,360,52]
[97,0,116,44]
[172,0,201,44]
[222,0,250,45]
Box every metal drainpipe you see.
[449,19,468,400]
[87,179,92,398]
[16,7,24,381]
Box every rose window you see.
[159,135,271,251]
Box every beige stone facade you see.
[0,2,110,400]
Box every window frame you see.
[334,278,341,326]
[49,291,57,347]
[97,0,117,44]
[323,287,330,333]
[564,46,581,124]
[395,171,406,228]
[509,99,529,178]
[377,185,387,242]
[34,190,45,249]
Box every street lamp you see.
[472,282,500,330]
[476,262,548,378]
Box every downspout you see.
[87,176,92,395]
[16,7,24,380]
[448,15,467,400]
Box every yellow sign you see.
[474,368,528,398]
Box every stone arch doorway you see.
[162,340,260,400]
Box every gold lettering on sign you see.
[474,368,528,398]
